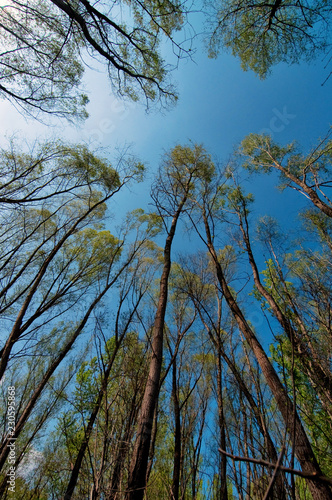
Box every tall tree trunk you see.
[201,209,332,500]
[126,190,189,500]
[145,400,159,485]
[63,264,145,499]
[0,194,112,381]
[216,342,228,500]
[223,349,287,499]
[106,401,139,500]
[195,302,287,499]
[63,342,123,500]
[239,211,332,415]
[171,358,181,500]
[0,279,122,479]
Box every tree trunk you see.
[171,358,181,500]
[216,342,228,500]
[202,210,332,500]
[107,401,139,500]
[145,401,159,486]
[239,213,332,415]
[63,344,122,500]
[196,300,287,499]
[126,191,189,500]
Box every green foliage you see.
[127,208,164,237]
[239,131,332,196]
[47,332,148,496]
[301,208,332,246]
[206,0,332,78]
[64,228,122,283]
[3,139,332,499]
[256,215,282,243]
[0,0,88,119]
[252,258,294,313]
[0,140,124,209]
[168,144,216,185]
[155,143,217,216]
[0,0,188,119]
[63,146,120,191]
[0,181,122,321]
[226,185,254,214]
[132,161,145,182]
[240,133,297,174]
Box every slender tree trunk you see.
[274,162,332,219]
[63,289,146,500]
[202,209,332,500]
[126,191,189,500]
[216,342,228,500]
[64,291,147,500]
[107,402,139,500]
[0,280,120,477]
[195,303,287,499]
[223,350,287,499]
[145,400,159,486]
[239,212,332,414]
[171,358,181,500]
[63,344,123,500]
[0,195,112,381]
[191,399,206,500]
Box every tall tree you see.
[188,162,332,499]
[178,251,288,499]
[226,184,332,417]
[0,140,143,380]
[62,230,161,500]
[0,140,145,498]
[126,144,214,499]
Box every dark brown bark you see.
[238,210,332,415]
[216,344,228,500]
[171,358,181,500]
[126,185,190,500]
[201,208,332,500]
[219,450,332,487]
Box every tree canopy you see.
[205,0,332,78]
[0,0,188,119]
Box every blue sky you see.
[0,17,331,227]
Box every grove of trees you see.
[0,1,331,499]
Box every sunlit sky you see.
[1,10,331,225]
